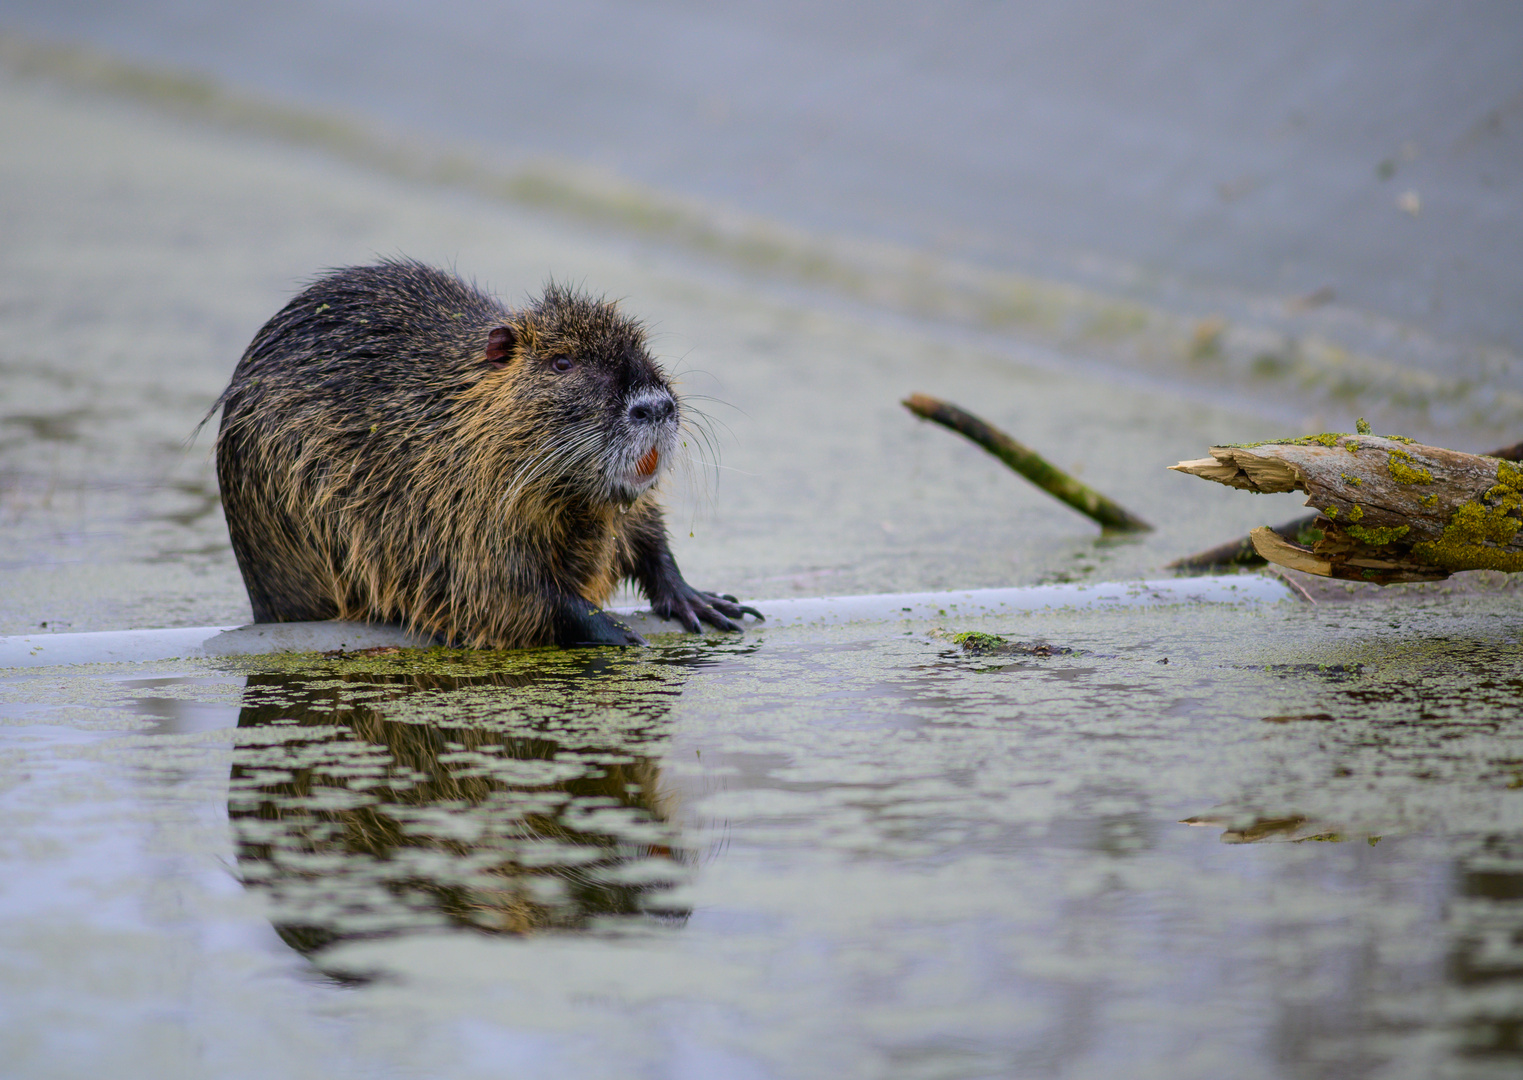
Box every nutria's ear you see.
[484,325,517,367]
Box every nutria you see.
[209,258,759,647]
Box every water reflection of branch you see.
[1179,813,1368,845]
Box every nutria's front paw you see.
[655,588,764,634]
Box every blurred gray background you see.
[4,0,1520,381]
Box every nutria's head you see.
[476,284,680,507]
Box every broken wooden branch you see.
[1169,437,1523,571]
[1170,429,1523,583]
[903,393,1152,532]
[1167,515,1327,572]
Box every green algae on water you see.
[949,631,1008,652]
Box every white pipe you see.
[0,575,1292,669]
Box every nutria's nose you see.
[627,392,676,425]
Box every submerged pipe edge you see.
[0,575,1294,669]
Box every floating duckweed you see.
[1387,449,1433,485]
[1346,523,1409,546]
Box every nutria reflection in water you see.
[228,647,737,967]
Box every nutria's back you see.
[213,258,758,647]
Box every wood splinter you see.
[1170,428,1523,583]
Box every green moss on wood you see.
[1345,505,1365,523]
[1223,430,1413,451]
[1345,523,1409,546]
[1409,461,1523,572]
[1387,449,1434,485]
[1341,472,1363,486]
[1227,432,1347,449]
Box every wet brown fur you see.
[211,259,753,647]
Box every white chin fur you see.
[608,441,670,502]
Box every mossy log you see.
[1170,432,1523,583]
[1168,438,1523,571]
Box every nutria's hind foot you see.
[553,597,648,648]
[653,586,764,635]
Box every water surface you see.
[4,592,1522,1078]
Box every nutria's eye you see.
[550,355,575,373]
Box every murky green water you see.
[4,592,1522,1079]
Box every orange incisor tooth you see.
[638,447,659,476]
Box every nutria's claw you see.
[654,589,763,634]
[710,594,764,624]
